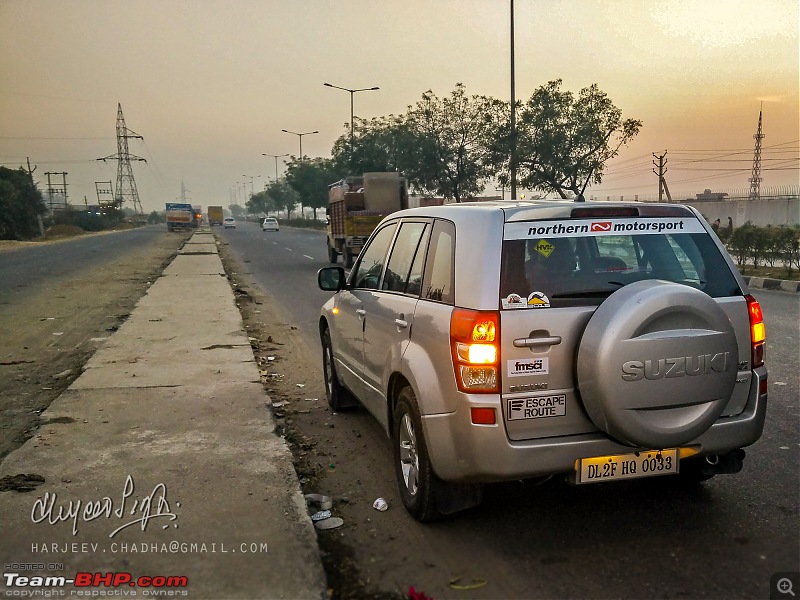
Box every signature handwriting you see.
[31,475,180,538]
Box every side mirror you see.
[318,267,345,292]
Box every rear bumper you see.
[421,370,768,483]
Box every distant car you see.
[262,217,280,232]
[223,217,236,229]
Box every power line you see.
[0,136,113,140]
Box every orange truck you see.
[326,172,408,267]
[207,206,224,227]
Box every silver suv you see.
[317,201,767,521]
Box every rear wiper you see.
[552,288,619,299]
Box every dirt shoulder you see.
[0,231,188,462]
[216,239,405,600]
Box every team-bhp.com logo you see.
[4,571,188,590]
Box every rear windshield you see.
[499,217,740,308]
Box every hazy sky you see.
[1,0,798,213]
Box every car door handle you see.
[394,318,408,329]
[356,309,366,318]
[513,336,562,348]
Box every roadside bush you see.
[281,217,327,230]
[728,223,755,266]
[725,223,800,274]
[46,224,84,237]
[70,211,105,232]
[0,167,47,240]
[749,226,770,268]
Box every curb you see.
[742,276,800,293]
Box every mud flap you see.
[434,481,483,515]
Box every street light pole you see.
[510,0,517,201]
[281,129,319,161]
[262,153,290,182]
[323,82,380,169]
[242,174,260,196]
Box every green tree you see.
[496,80,641,198]
[228,204,244,219]
[330,114,414,177]
[401,83,505,202]
[247,191,272,216]
[0,167,46,240]
[147,211,165,224]
[265,180,299,220]
[284,157,339,220]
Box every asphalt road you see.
[0,225,172,304]
[219,221,800,600]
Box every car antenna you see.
[574,162,596,203]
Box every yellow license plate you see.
[578,449,679,484]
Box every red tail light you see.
[745,295,766,368]
[450,309,500,393]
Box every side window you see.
[352,224,397,290]
[421,220,455,304]
[382,222,430,295]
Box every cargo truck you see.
[326,172,408,268]
[192,205,203,228]
[208,206,224,227]
[165,202,197,232]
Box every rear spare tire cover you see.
[577,280,737,448]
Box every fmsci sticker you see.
[527,291,550,308]
[508,358,549,377]
[507,395,566,420]
[502,293,526,310]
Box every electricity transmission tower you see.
[748,105,764,201]
[98,103,146,215]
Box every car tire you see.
[393,387,445,522]
[321,328,356,411]
[327,244,338,264]
[344,247,354,269]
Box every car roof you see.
[391,200,696,223]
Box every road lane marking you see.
[285,247,293,251]
[303,255,314,260]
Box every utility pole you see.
[748,104,764,201]
[95,181,114,210]
[26,157,45,236]
[652,152,672,203]
[45,172,68,211]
